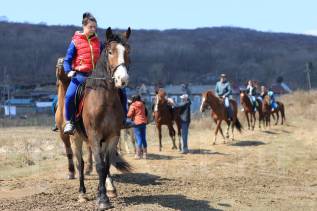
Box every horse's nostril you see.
[122,81,126,86]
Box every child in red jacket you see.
[127,95,148,159]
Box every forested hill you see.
[1,22,317,88]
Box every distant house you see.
[4,98,35,116]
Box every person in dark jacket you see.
[175,94,191,154]
[246,80,258,111]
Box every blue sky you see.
[1,0,317,35]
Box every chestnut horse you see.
[153,88,181,151]
[55,58,93,179]
[240,90,264,130]
[262,95,286,126]
[200,91,242,144]
[57,27,132,210]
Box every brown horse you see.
[262,95,286,126]
[57,27,133,210]
[200,91,242,144]
[55,58,93,179]
[240,90,264,130]
[153,88,181,151]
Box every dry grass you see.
[1,90,317,175]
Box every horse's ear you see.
[106,27,113,41]
[124,27,131,40]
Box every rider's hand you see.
[67,70,76,78]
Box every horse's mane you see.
[85,50,109,89]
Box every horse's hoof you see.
[68,172,75,180]
[107,190,117,198]
[78,193,88,203]
[172,146,177,150]
[97,201,113,210]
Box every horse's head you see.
[158,88,167,102]
[200,91,212,112]
[239,89,247,98]
[105,27,131,88]
[55,57,70,84]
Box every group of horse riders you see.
[215,73,278,120]
[53,11,279,151]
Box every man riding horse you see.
[246,80,258,112]
[215,73,233,121]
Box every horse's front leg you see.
[252,113,256,130]
[157,124,163,151]
[91,139,112,210]
[275,112,279,125]
[226,121,231,141]
[213,120,222,145]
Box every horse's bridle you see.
[86,41,129,85]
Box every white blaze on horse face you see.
[113,44,129,88]
[200,96,206,112]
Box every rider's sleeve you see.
[215,83,219,96]
[63,41,76,73]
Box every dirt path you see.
[0,121,316,210]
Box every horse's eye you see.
[108,50,112,55]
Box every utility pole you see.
[305,62,312,90]
[4,67,11,118]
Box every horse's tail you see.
[108,142,132,173]
[235,117,243,133]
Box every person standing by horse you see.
[175,94,191,154]
[246,80,258,112]
[127,95,148,159]
[215,73,233,120]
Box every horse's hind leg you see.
[71,135,87,202]
[275,112,279,125]
[60,133,75,179]
[84,142,93,175]
[177,121,182,151]
[168,124,177,150]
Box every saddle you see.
[74,81,87,137]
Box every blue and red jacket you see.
[63,31,101,73]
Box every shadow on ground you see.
[113,173,171,186]
[189,149,229,156]
[123,194,223,211]
[230,140,266,147]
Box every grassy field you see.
[0,90,316,210]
